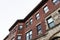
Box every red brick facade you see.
[4,0,60,40]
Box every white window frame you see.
[26,31,32,40]
[52,0,60,5]
[44,6,49,13]
[37,24,42,35]
[18,25,23,30]
[36,13,40,20]
[17,35,21,40]
[30,18,33,25]
[26,22,29,27]
[47,17,55,28]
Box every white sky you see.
[0,0,41,40]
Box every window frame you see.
[52,0,60,5]
[43,6,49,13]
[35,12,40,20]
[18,25,23,30]
[17,35,21,40]
[46,16,55,28]
[26,30,32,40]
[26,22,29,27]
[37,24,42,35]
[29,18,33,25]
[58,10,60,14]
[11,37,14,40]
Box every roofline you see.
[24,0,48,21]
[9,0,48,31]
[9,19,24,31]
[4,34,9,40]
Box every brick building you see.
[4,0,60,40]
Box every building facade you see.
[4,0,60,40]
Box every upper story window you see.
[43,6,49,13]
[17,35,21,40]
[52,0,60,5]
[30,18,33,25]
[26,22,29,27]
[36,13,40,20]
[37,24,42,35]
[26,30,32,40]
[18,25,23,30]
[47,17,55,28]
[11,37,14,40]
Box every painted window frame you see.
[43,6,49,13]
[46,16,55,28]
[17,35,21,40]
[26,30,32,40]
[52,0,60,5]
[35,12,40,20]
[29,18,33,25]
[37,24,42,35]
[18,25,23,30]
[26,22,29,27]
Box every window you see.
[43,6,49,13]
[36,13,40,20]
[11,37,14,40]
[30,18,33,25]
[47,17,55,28]
[17,35,21,40]
[52,0,60,5]
[58,10,60,14]
[26,31,32,40]
[18,25,23,30]
[26,22,29,27]
[37,24,42,35]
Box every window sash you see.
[26,22,29,27]
[47,17,55,28]
[17,35,21,40]
[48,21,55,28]
[47,18,54,23]
[26,31,32,40]
[37,24,42,35]
[53,0,60,5]
[30,19,33,25]
[37,25,41,31]
[36,13,40,20]
[44,6,49,13]
[18,25,23,30]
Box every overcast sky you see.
[0,0,41,40]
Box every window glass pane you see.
[37,24,42,35]
[53,0,60,5]
[53,0,57,3]
[36,13,40,20]
[47,17,55,28]
[48,18,54,23]
[30,35,32,40]
[19,25,23,30]
[37,25,41,30]
[38,30,42,34]
[26,33,29,36]
[49,22,55,28]
[58,10,60,14]
[30,31,32,35]
[30,19,33,24]
[44,6,49,13]
[12,37,14,40]
[26,22,29,27]
[26,37,29,40]
[17,35,21,40]
[26,31,32,40]
[29,31,32,40]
